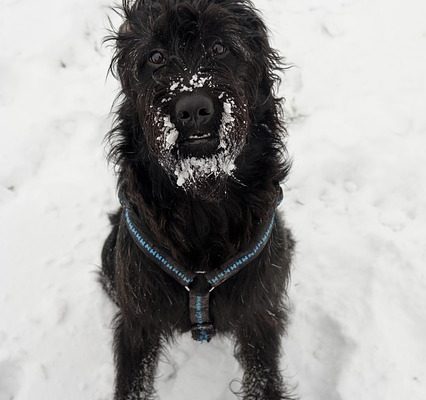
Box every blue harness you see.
[120,190,280,343]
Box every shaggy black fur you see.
[101,1,295,399]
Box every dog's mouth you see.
[177,130,220,157]
[186,132,212,142]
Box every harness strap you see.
[123,205,196,286]
[205,215,275,288]
[119,188,280,343]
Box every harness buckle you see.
[188,273,215,342]
[191,323,215,343]
[188,273,211,294]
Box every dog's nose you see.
[175,94,214,128]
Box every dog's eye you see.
[148,51,166,65]
[211,42,227,57]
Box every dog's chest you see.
[165,204,253,272]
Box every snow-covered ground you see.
[1,0,425,399]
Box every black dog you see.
[101,1,295,399]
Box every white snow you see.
[1,0,426,399]
[155,114,179,151]
[189,74,210,89]
[174,152,236,188]
[218,99,237,150]
[169,74,212,94]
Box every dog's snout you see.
[175,94,214,128]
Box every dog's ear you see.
[112,1,150,96]
[119,20,132,35]
[229,2,283,125]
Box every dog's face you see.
[112,0,279,196]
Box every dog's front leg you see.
[234,325,293,400]
[113,317,161,400]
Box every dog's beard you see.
[156,96,246,186]
[144,77,248,196]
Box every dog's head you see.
[108,0,283,198]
